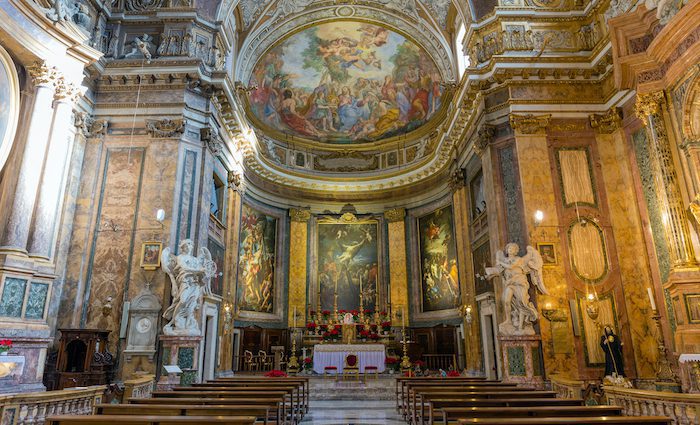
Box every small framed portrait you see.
[537,243,558,266]
[140,242,162,270]
[684,294,700,324]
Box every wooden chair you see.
[323,366,338,378]
[363,365,379,380]
[243,350,257,372]
[343,353,360,380]
[258,350,273,371]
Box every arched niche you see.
[0,44,20,174]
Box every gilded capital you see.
[449,168,467,190]
[383,208,406,222]
[509,114,551,134]
[589,108,622,134]
[474,124,495,156]
[635,91,665,122]
[27,62,57,86]
[290,208,312,222]
[53,77,79,102]
[227,170,241,189]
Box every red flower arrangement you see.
[363,309,372,315]
[322,310,331,318]
[330,329,339,339]
[380,310,388,317]
[264,370,288,377]
[334,324,342,330]
[414,360,426,369]
[306,322,317,331]
[319,324,328,332]
[447,370,461,377]
[370,324,378,331]
[359,329,370,339]
[369,333,380,341]
[0,339,11,354]
[303,357,313,370]
[356,324,365,332]
[381,321,392,331]
[403,370,415,377]
[339,309,347,315]
[310,310,316,317]
[385,357,399,365]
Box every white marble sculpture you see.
[161,239,217,336]
[486,243,548,336]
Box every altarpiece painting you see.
[418,205,460,312]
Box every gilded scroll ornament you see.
[589,108,622,134]
[383,208,406,222]
[289,208,312,222]
[474,124,495,156]
[27,62,58,86]
[509,114,551,134]
[635,92,665,123]
[146,118,186,138]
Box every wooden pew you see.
[414,391,557,425]
[400,383,521,419]
[438,406,624,425]
[457,417,671,424]
[212,377,310,414]
[94,404,273,425]
[422,397,585,425]
[46,415,257,425]
[396,378,506,414]
[185,383,305,419]
[129,397,286,425]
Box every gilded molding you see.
[589,108,622,134]
[289,208,312,222]
[27,62,58,86]
[145,118,186,138]
[474,124,495,156]
[383,208,406,222]
[509,113,551,134]
[53,77,79,102]
[635,91,665,122]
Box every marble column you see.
[0,62,57,252]
[288,209,310,328]
[27,77,78,259]
[636,92,697,269]
[384,208,408,326]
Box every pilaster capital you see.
[146,118,186,138]
[508,114,551,134]
[74,113,108,138]
[474,124,495,156]
[227,170,242,190]
[449,168,467,190]
[589,108,622,134]
[27,62,58,87]
[635,91,665,122]
[54,77,80,103]
[201,127,223,156]
[289,208,312,222]
[383,208,406,222]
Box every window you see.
[456,23,468,77]
[210,173,225,222]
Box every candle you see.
[293,306,297,327]
[402,307,405,328]
[647,287,657,311]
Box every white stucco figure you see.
[161,239,217,336]
[486,243,548,336]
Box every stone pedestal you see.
[499,334,545,388]
[157,335,201,390]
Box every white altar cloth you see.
[312,344,386,374]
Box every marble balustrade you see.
[0,385,104,425]
[604,386,700,425]
[550,374,586,399]
[122,375,156,400]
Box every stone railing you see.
[605,386,700,425]
[123,375,155,400]
[0,385,105,425]
[550,374,586,399]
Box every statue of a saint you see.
[600,325,625,378]
[486,243,548,336]
[161,239,217,336]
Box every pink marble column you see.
[0,62,57,252]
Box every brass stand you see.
[652,309,679,384]
[287,328,299,373]
[401,325,411,370]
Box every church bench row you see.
[437,406,623,425]
[45,415,257,425]
[457,417,671,424]
[177,384,305,415]
[395,377,506,413]
[168,386,302,419]
[208,377,310,413]
[94,404,273,425]
[128,397,286,424]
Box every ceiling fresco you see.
[247,21,445,144]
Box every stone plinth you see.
[157,335,201,390]
[499,334,545,388]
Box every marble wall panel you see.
[597,130,659,378]
[498,145,526,252]
[287,219,307,327]
[387,219,408,325]
[176,150,198,247]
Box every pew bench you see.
[212,377,309,413]
[397,379,512,414]
[128,397,286,425]
[94,404,273,425]
[422,398,585,425]
[46,415,257,425]
[438,406,624,425]
[457,417,671,424]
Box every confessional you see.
[44,329,113,390]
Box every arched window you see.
[456,23,468,77]
[0,45,20,173]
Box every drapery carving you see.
[558,149,595,206]
[569,220,607,282]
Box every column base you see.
[664,269,700,353]
[157,334,202,390]
[499,334,545,388]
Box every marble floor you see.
[299,400,405,424]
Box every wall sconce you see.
[460,304,473,324]
[534,210,544,227]
[223,297,235,334]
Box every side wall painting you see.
[236,203,277,313]
[317,218,379,312]
[418,205,460,312]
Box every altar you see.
[312,344,386,374]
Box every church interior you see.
[0,0,699,422]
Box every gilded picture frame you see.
[140,242,162,270]
[684,294,700,324]
[536,242,557,266]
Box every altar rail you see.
[550,374,586,399]
[0,385,105,425]
[605,386,700,425]
[421,354,457,371]
[123,375,155,400]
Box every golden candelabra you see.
[400,308,411,370]
[287,328,299,373]
[651,309,678,383]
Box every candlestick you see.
[647,287,657,311]
[651,310,678,383]
[293,306,297,328]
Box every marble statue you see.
[486,243,548,336]
[161,239,217,336]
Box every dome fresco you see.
[247,21,444,144]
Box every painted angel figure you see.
[485,243,548,336]
[161,239,217,336]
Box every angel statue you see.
[161,239,217,336]
[485,243,548,336]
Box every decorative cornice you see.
[27,62,58,87]
[474,124,495,156]
[635,91,665,122]
[289,208,312,222]
[383,208,406,223]
[509,113,551,134]
[589,108,622,134]
[146,118,186,138]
